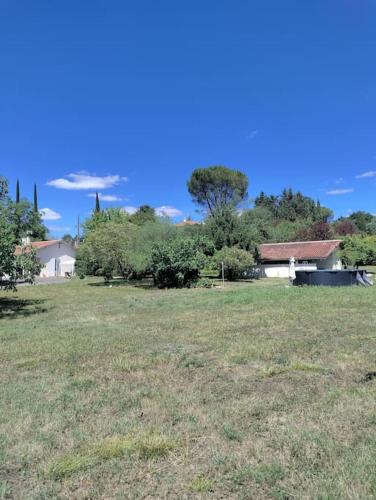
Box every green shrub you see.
[213,246,254,280]
[151,237,207,288]
[195,277,214,288]
[340,235,376,267]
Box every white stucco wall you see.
[261,262,317,278]
[317,251,342,270]
[37,242,76,277]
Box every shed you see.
[258,240,342,278]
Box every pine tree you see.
[33,184,38,212]
[95,192,101,213]
[16,179,20,204]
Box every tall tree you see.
[348,211,374,233]
[129,205,156,225]
[33,184,38,212]
[16,179,20,204]
[95,192,101,213]
[254,188,332,223]
[0,178,42,289]
[187,166,248,214]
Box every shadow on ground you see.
[88,279,154,289]
[0,298,49,319]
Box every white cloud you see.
[47,172,127,190]
[122,206,138,215]
[39,208,62,220]
[156,205,183,218]
[356,170,376,179]
[326,188,354,195]
[248,129,259,139]
[335,177,344,184]
[88,193,123,202]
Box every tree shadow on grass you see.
[0,297,50,319]
[87,278,154,290]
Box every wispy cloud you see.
[47,172,127,190]
[247,129,259,140]
[39,208,62,220]
[326,188,354,195]
[156,206,183,217]
[88,193,123,202]
[122,206,138,215]
[335,177,344,184]
[356,170,376,179]
[122,205,183,218]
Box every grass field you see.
[1,278,376,499]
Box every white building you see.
[259,240,342,278]
[17,240,76,278]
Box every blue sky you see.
[0,0,375,236]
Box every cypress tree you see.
[16,179,20,203]
[95,192,101,213]
[33,184,38,212]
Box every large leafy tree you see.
[129,205,157,226]
[0,178,42,289]
[348,211,375,234]
[76,221,137,279]
[188,166,248,214]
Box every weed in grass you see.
[222,424,243,442]
[47,433,177,479]
[289,361,330,374]
[188,476,214,493]
[261,361,330,378]
[230,354,249,365]
[0,481,10,499]
[67,378,96,391]
[232,463,285,487]
[251,463,285,486]
[178,355,205,368]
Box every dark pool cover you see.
[293,270,372,287]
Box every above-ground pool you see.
[293,269,373,287]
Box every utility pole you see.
[221,261,225,288]
[76,216,80,247]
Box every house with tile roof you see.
[258,240,342,278]
[16,240,76,277]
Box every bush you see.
[194,277,214,288]
[213,247,254,280]
[151,237,207,288]
[340,235,376,267]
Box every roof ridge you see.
[260,239,341,246]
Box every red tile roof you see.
[15,240,60,255]
[259,240,342,262]
[176,219,200,227]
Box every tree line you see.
[76,166,376,286]
[1,166,375,289]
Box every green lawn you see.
[1,278,376,499]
